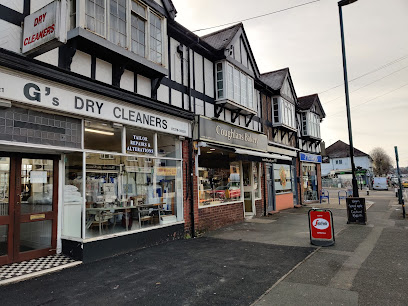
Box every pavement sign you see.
[308,209,335,246]
[346,197,367,225]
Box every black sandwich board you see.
[346,197,367,225]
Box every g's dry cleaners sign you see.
[22,0,67,55]
[0,69,190,137]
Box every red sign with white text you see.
[309,210,333,240]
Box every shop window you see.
[84,120,122,153]
[157,134,180,158]
[303,164,318,201]
[149,12,163,64]
[63,153,84,239]
[126,127,155,155]
[253,163,261,199]
[273,164,292,194]
[198,148,241,207]
[85,153,181,238]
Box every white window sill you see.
[199,200,243,209]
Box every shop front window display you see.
[84,153,181,238]
[198,156,241,207]
[303,164,318,201]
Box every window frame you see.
[83,0,166,65]
[215,61,255,110]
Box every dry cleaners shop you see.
[0,65,192,264]
[195,116,268,230]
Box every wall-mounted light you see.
[84,128,114,136]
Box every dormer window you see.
[216,61,254,110]
[84,0,165,65]
[272,97,296,130]
[302,112,321,139]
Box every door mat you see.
[0,254,81,285]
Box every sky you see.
[171,0,408,167]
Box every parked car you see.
[373,177,388,190]
[402,181,408,188]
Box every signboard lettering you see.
[22,0,67,55]
[0,69,190,137]
[346,197,367,224]
[127,135,154,154]
[199,117,267,151]
[309,209,335,246]
[300,153,322,163]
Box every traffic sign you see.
[308,209,335,246]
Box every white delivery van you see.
[373,177,388,190]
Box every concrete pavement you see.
[0,189,406,305]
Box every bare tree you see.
[370,147,393,176]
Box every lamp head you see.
[338,0,358,6]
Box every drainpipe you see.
[187,45,195,237]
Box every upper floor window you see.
[302,112,321,138]
[272,97,296,130]
[85,0,164,65]
[86,0,106,37]
[110,0,127,47]
[216,62,254,109]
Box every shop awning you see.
[234,149,292,162]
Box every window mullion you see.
[146,7,151,61]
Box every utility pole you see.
[395,146,405,218]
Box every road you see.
[0,189,406,305]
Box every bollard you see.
[395,187,398,198]
[366,186,369,196]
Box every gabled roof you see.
[325,140,370,158]
[163,0,177,19]
[201,23,242,51]
[200,23,260,78]
[260,68,289,91]
[297,94,326,118]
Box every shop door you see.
[266,164,275,212]
[0,155,58,266]
[243,162,253,213]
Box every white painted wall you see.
[95,58,112,84]
[322,156,373,176]
[171,90,182,108]
[195,98,204,116]
[137,74,151,98]
[34,48,59,66]
[31,0,54,13]
[157,84,169,103]
[71,50,91,78]
[2,0,23,13]
[0,19,22,53]
[205,102,214,118]
[204,58,214,98]
[194,52,203,93]
[120,69,134,92]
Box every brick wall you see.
[197,202,244,232]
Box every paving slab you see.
[254,282,358,306]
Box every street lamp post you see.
[338,0,359,197]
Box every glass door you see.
[0,154,59,266]
[0,157,11,266]
[243,162,253,214]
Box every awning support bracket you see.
[245,114,255,127]
[231,109,242,123]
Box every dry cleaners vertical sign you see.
[22,0,67,55]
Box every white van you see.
[373,177,388,190]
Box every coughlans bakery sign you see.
[22,0,67,56]
[198,116,267,151]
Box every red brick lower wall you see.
[255,199,263,217]
[198,202,244,232]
